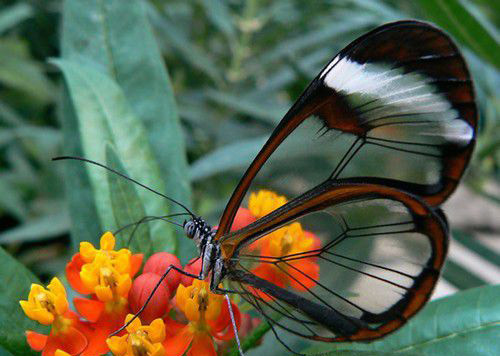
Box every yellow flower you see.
[79,252,131,310]
[80,232,132,275]
[106,314,165,356]
[20,277,69,326]
[266,222,314,257]
[248,190,287,219]
[176,279,222,326]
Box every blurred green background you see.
[0,0,498,355]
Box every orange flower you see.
[66,232,143,356]
[241,190,321,299]
[20,278,89,356]
[106,315,166,356]
[164,280,240,356]
[66,232,142,295]
[248,190,287,218]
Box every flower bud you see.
[180,258,202,287]
[143,252,182,294]
[129,273,170,324]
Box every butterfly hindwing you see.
[221,180,448,342]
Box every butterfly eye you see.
[184,221,195,239]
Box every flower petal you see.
[79,242,97,263]
[211,302,241,341]
[73,298,104,322]
[175,284,188,309]
[148,318,166,343]
[231,208,256,231]
[151,343,166,356]
[66,254,92,294]
[61,327,88,355]
[95,285,113,302]
[250,264,285,301]
[124,313,142,333]
[184,298,199,322]
[81,319,120,356]
[26,331,47,351]
[100,231,116,250]
[42,327,87,356]
[47,278,66,297]
[164,317,186,337]
[54,350,71,356]
[288,260,319,292]
[187,333,216,356]
[106,335,127,356]
[163,325,193,356]
[32,307,55,325]
[130,254,144,278]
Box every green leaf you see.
[0,246,45,355]
[106,145,152,256]
[190,136,267,181]
[60,0,191,253]
[205,89,286,125]
[306,284,500,356]
[453,229,500,267]
[442,259,487,289]
[0,3,33,34]
[53,59,175,253]
[0,176,26,220]
[0,38,55,104]
[0,211,69,244]
[58,84,102,249]
[148,4,223,84]
[419,0,500,68]
[198,0,236,42]
[313,352,422,356]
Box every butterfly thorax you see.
[183,217,226,291]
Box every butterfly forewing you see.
[215,20,476,239]
[222,181,448,342]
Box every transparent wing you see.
[215,20,476,239]
[222,180,448,342]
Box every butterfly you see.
[58,19,477,355]
[181,19,476,352]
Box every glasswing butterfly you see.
[57,19,477,355]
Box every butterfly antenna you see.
[114,213,189,238]
[53,156,195,217]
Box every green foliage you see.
[0,1,498,355]
[304,285,500,356]
[0,246,45,355]
[419,0,500,68]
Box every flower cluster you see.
[20,189,318,355]
[20,232,242,356]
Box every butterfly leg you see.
[111,264,205,335]
[225,294,245,356]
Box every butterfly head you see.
[183,217,213,247]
